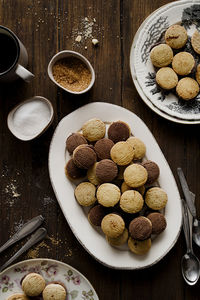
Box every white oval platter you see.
[130,0,200,124]
[0,258,99,300]
[48,102,182,269]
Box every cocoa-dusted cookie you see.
[191,30,200,55]
[73,144,97,169]
[141,160,160,184]
[150,44,173,67]
[128,237,151,255]
[156,67,178,90]
[124,164,148,188]
[108,121,131,143]
[165,25,188,49]
[65,159,86,180]
[106,228,128,246]
[88,204,107,226]
[101,213,125,238]
[172,52,195,76]
[75,182,96,206]
[66,133,87,154]
[96,159,118,182]
[94,138,114,160]
[97,183,121,207]
[82,118,106,142]
[145,187,167,210]
[147,212,167,235]
[176,77,199,100]
[126,137,146,160]
[110,141,134,166]
[22,273,46,297]
[129,216,152,241]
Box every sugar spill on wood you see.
[26,236,74,259]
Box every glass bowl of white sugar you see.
[7,96,54,141]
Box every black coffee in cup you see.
[0,33,18,74]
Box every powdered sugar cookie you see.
[128,237,151,255]
[165,25,187,49]
[101,213,125,238]
[82,118,106,141]
[156,67,178,90]
[75,182,96,206]
[145,187,167,210]
[176,78,199,100]
[110,141,134,166]
[150,44,173,67]
[124,164,148,188]
[191,30,200,55]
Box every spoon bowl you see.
[181,252,200,286]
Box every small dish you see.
[0,258,99,299]
[7,96,54,141]
[48,50,95,94]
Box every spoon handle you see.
[177,168,197,218]
[0,228,47,273]
[0,215,44,254]
[182,200,193,254]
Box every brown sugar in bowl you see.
[48,50,95,94]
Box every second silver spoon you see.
[181,200,200,285]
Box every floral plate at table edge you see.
[0,258,99,300]
[132,0,200,122]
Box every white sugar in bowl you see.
[7,96,54,141]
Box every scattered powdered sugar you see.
[4,179,21,207]
[0,166,21,207]
[72,16,100,47]
[43,196,55,206]
[82,17,94,39]
[14,218,24,232]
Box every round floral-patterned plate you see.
[0,258,99,300]
[130,0,200,123]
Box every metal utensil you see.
[181,200,200,285]
[177,167,200,247]
[0,215,44,254]
[0,227,47,273]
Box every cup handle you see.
[15,64,35,83]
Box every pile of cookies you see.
[65,118,167,255]
[150,24,200,100]
[7,273,67,300]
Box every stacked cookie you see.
[150,24,200,100]
[65,119,167,256]
[7,273,67,300]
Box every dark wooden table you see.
[0,0,200,299]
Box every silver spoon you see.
[181,200,200,285]
[0,227,47,273]
[0,215,44,254]
[177,167,200,247]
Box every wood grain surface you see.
[0,1,200,299]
